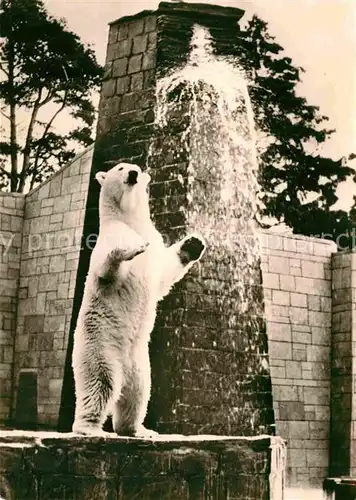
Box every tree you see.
[0,0,103,192]
[236,16,355,248]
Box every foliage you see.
[0,0,103,192]
[237,16,355,249]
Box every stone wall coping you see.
[109,9,155,26]
[109,1,245,26]
[259,228,338,248]
[0,192,25,198]
[25,144,94,199]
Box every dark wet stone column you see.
[147,2,274,437]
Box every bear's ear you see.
[95,171,106,186]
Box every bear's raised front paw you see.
[179,236,206,264]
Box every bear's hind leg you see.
[72,363,115,436]
[112,388,158,439]
[112,349,158,439]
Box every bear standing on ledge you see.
[72,163,206,438]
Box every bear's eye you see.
[118,167,123,171]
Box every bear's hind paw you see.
[134,425,159,440]
[72,424,111,437]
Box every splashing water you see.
[154,25,262,313]
[147,24,274,436]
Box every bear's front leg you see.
[91,222,149,284]
[158,234,206,298]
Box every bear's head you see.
[95,163,151,223]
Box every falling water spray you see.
[153,24,263,318]
[147,20,274,438]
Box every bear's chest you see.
[86,281,156,346]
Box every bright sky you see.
[43,0,356,207]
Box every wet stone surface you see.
[0,431,279,500]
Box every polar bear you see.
[72,162,205,437]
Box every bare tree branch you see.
[4,31,20,191]
[0,61,9,77]
[32,88,69,174]
[43,90,69,132]
[17,89,43,192]
[0,109,10,121]
[29,171,36,191]
[39,87,56,107]
[19,90,53,109]
[0,165,12,178]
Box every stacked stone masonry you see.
[0,193,24,423]
[0,159,355,489]
[54,12,161,431]
[10,147,93,428]
[260,231,337,488]
[97,12,157,153]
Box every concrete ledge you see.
[157,1,245,20]
[109,1,244,26]
[0,431,285,500]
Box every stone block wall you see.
[12,147,93,428]
[0,0,354,491]
[97,11,157,159]
[260,231,336,488]
[0,193,25,424]
[330,251,356,476]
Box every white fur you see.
[72,162,205,437]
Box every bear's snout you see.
[127,170,138,185]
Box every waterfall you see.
[153,25,262,314]
[149,23,272,435]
